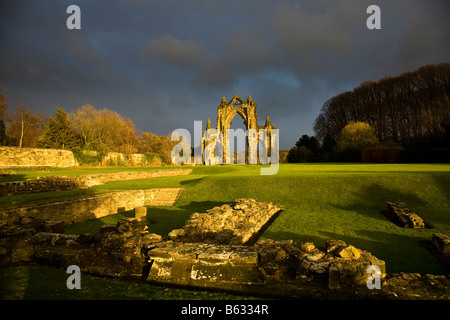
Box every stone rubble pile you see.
[168,198,283,245]
[0,216,161,277]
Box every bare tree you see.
[70,104,139,154]
[6,105,45,148]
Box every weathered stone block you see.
[383,202,426,229]
[190,264,263,285]
[197,247,232,265]
[134,206,147,221]
[168,228,185,239]
[169,260,196,279]
[229,250,258,267]
[141,233,162,243]
[300,242,316,253]
[148,247,174,261]
[335,245,361,260]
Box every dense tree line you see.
[287,121,377,162]
[0,85,174,164]
[314,63,450,149]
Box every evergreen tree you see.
[287,145,313,163]
[294,135,320,153]
[41,109,80,149]
[321,132,337,153]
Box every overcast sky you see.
[1,0,449,149]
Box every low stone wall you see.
[381,202,426,228]
[101,152,162,166]
[0,147,78,168]
[0,169,192,196]
[0,189,161,227]
[168,199,283,245]
[76,169,192,187]
[0,176,88,196]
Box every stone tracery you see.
[202,95,276,164]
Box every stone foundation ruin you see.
[1,197,449,299]
[146,239,387,297]
[145,199,388,296]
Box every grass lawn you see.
[2,163,450,299]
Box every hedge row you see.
[305,148,449,163]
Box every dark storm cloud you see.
[1,0,449,148]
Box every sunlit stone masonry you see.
[145,238,387,298]
[168,198,283,245]
[146,199,388,297]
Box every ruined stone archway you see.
[202,94,275,164]
[225,110,249,163]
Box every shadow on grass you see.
[0,173,27,183]
[147,201,225,236]
[64,208,136,235]
[179,177,204,186]
[0,188,105,210]
[329,181,428,223]
[67,200,226,236]
[431,172,450,203]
